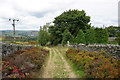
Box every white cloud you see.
[0,0,119,30]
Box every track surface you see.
[39,47,77,78]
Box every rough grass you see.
[56,47,84,78]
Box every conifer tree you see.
[75,29,86,44]
[85,28,96,44]
[61,29,74,45]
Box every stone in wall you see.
[1,43,35,57]
[68,44,120,59]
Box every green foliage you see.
[24,36,37,42]
[75,29,85,44]
[48,25,62,45]
[95,28,109,44]
[49,9,91,45]
[105,26,118,37]
[61,29,74,45]
[85,28,96,44]
[115,27,120,45]
[37,26,49,46]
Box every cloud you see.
[0,0,119,30]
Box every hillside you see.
[0,30,39,37]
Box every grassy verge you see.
[52,48,69,78]
[56,46,84,78]
[53,48,62,60]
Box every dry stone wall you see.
[68,44,120,59]
[0,42,35,57]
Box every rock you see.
[67,43,120,59]
[1,43,35,57]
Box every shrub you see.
[66,49,119,78]
[2,47,49,78]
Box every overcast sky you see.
[0,0,119,30]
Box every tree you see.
[61,29,74,45]
[37,26,49,46]
[48,25,61,45]
[49,9,91,45]
[95,28,109,44]
[75,29,86,44]
[85,27,96,44]
[106,26,118,37]
[115,26,120,45]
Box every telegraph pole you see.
[9,18,19,42]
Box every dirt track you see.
[39,47,77,78]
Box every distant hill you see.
[0,30,39,37]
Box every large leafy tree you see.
[48,25,62,45]
[49,9,91,45]
[61,29,74,45]
[95,28,109,44]
[75,29,86,44]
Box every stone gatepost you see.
[67,41,70,47]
